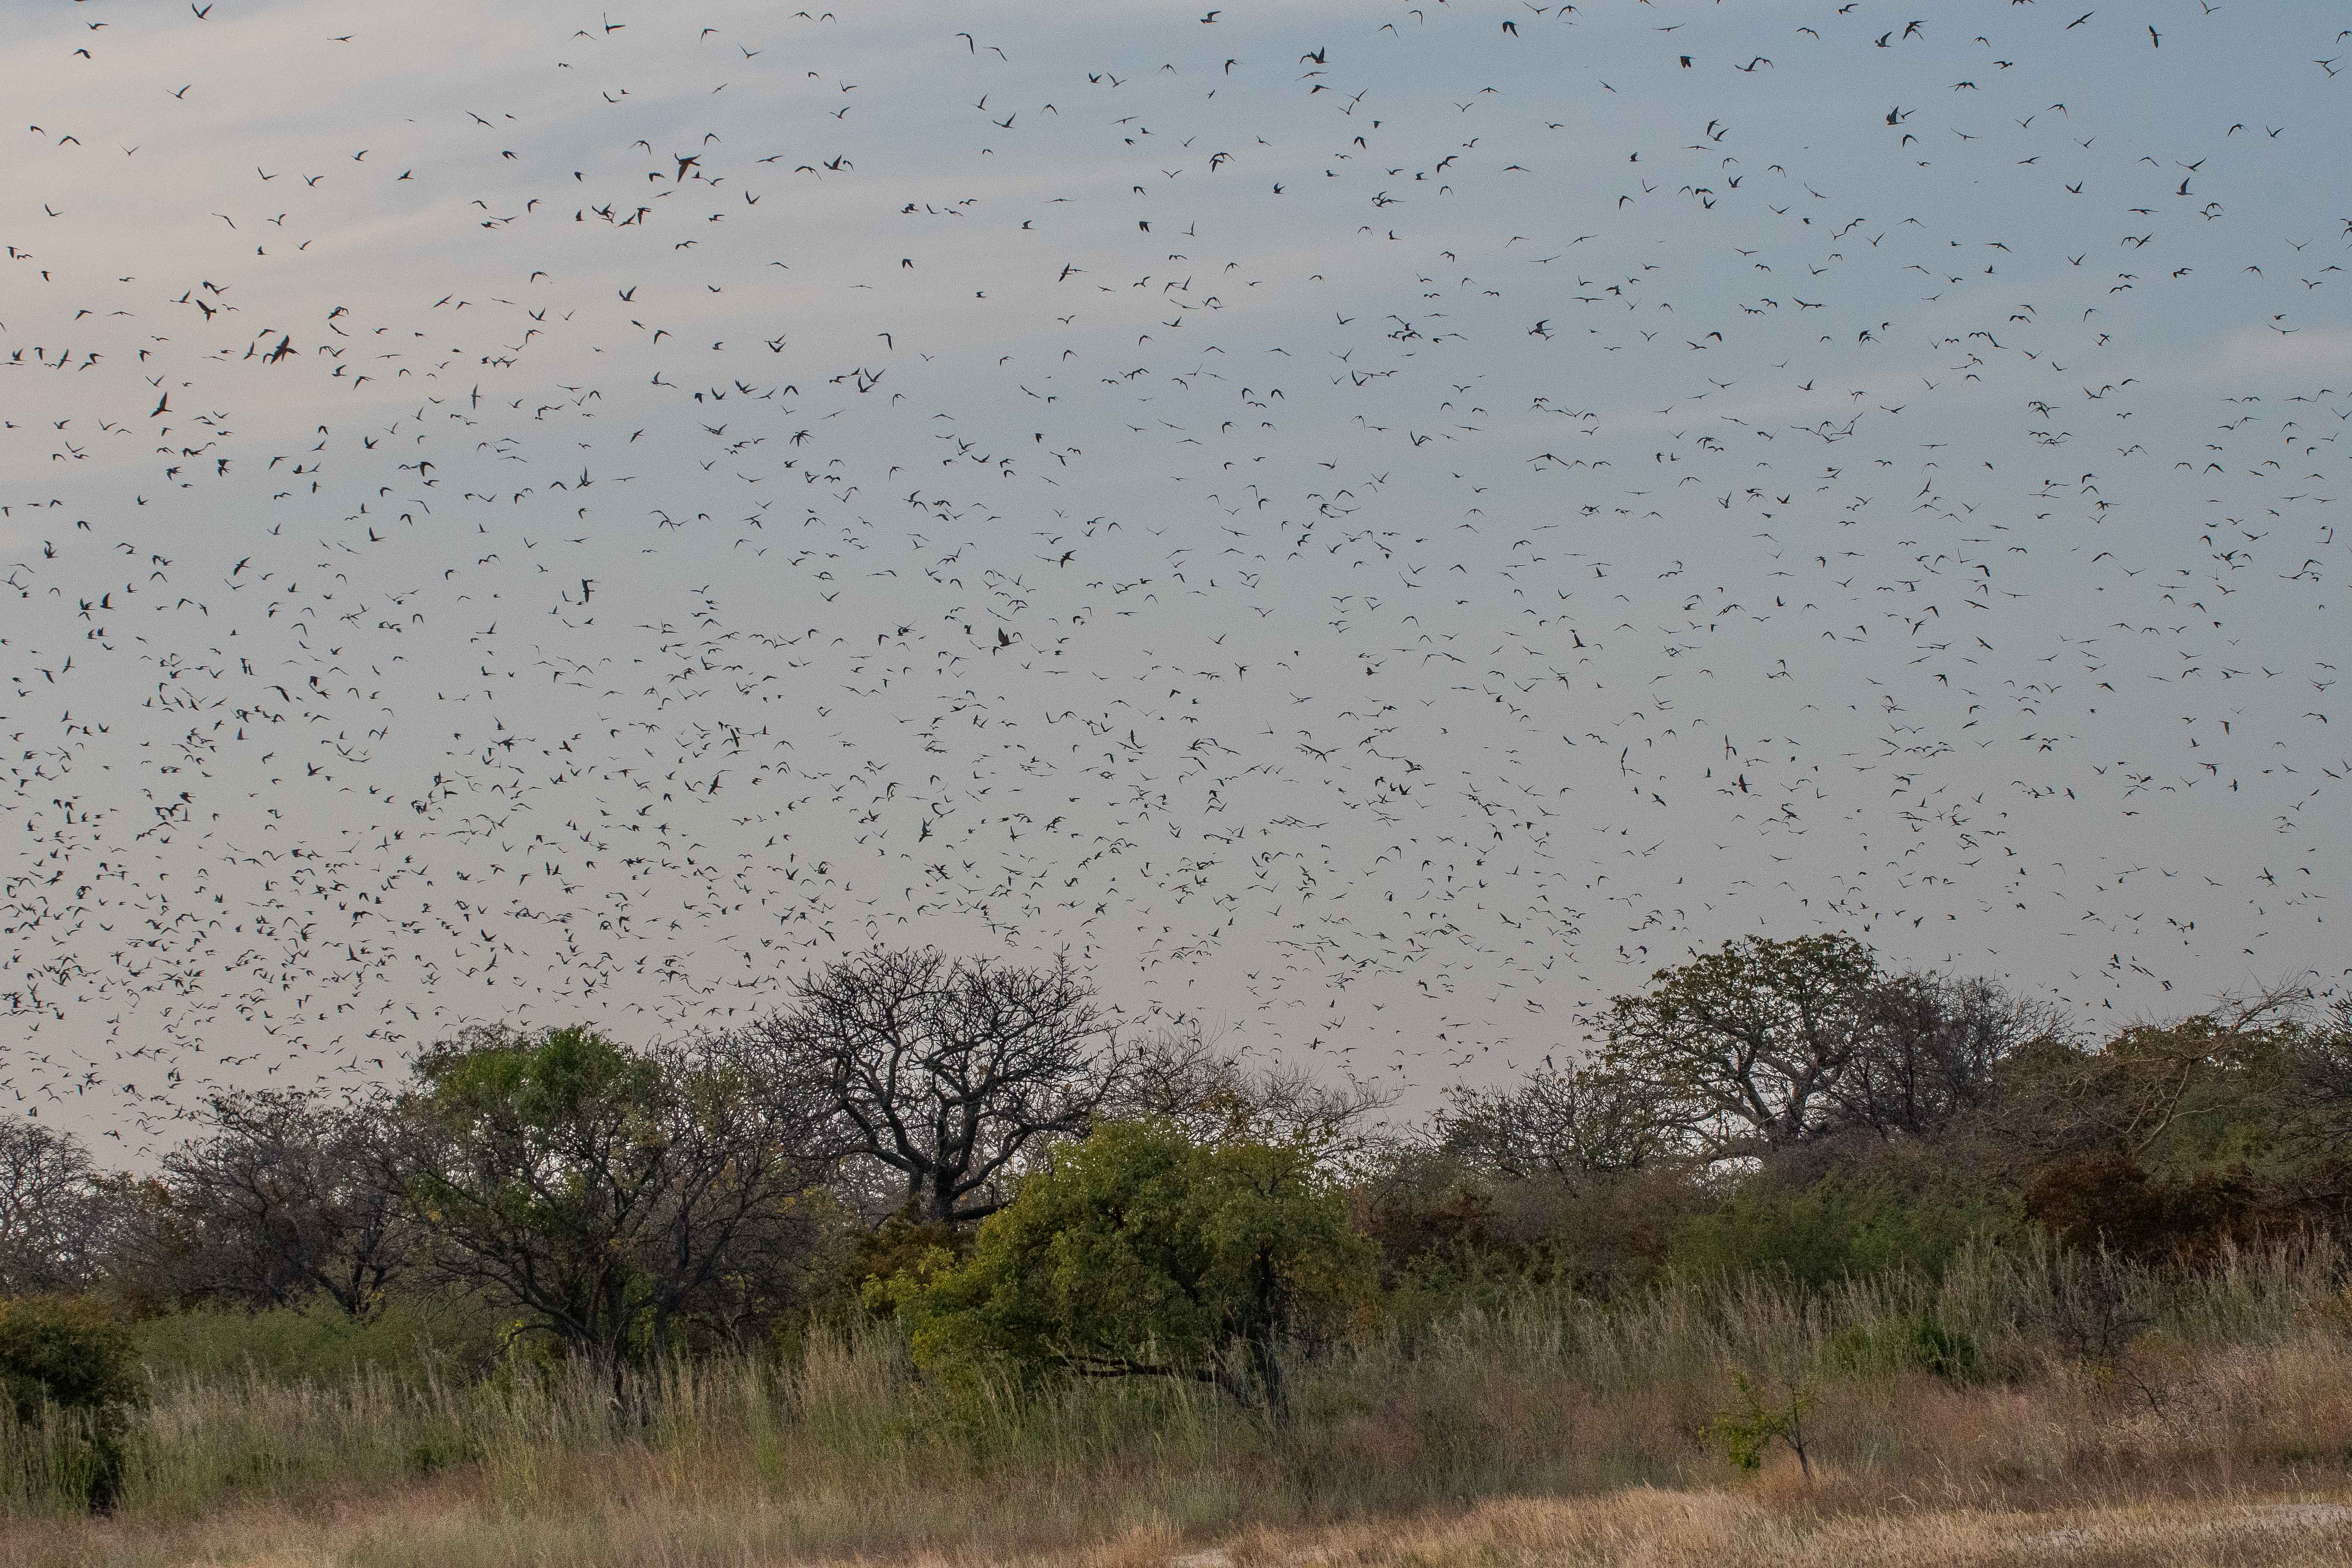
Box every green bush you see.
[1824,1314,1982,1384]
[1666,1176,2013,1289]
[135,1293,505,1388]
[896,1119,1377,1406]
[842,1214,967,1320]
[0,1296,137,1511]
[0,1296,135,1421]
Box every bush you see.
[896,1119,1377,1406]
[843,1213,967,1318]
[1824,1314,1982,1384]
[1347,1146,1514,1287]
[135,1292,506,1388]
[0,1296,135,1421]
[2020,1150,2282,1263]
[0,1296,136,1511]
[1666,1176,2012,1288]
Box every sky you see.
[2,0,2347,1147]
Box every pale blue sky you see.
[3,0,2347,1142]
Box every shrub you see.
[1824,1314,1982,1384]
[0,1296,136,1510]
[1707,1367,1817,1478]
[0,1296,135,1421]
[1666,1175,2009,1288]
[897,1119,1377,1406]
[134,1292,505,1387]
[844,1213,967,1317]
[2021,1150,2279,1262]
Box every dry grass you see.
[4,1242,2352,1566]
[9,1478,2352,1568]
[1179,1490,2352,1568]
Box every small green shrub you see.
[1707,1367,1818,1478]
[404,1429,473,1475]
[1824,1314,1982,1384]
[0,1297,137,1511]
[0,1297,135,1421]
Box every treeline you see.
[3,937,2349,1382]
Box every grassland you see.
[4,1242,2352,1566]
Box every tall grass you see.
[3,1239,2350,1565]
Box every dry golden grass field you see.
[8,1246,2352,1566]
[7,1481,2352,1568]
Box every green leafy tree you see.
[1984,986,2316,1181]
[896,1119,1375,1407]
[402,1024,833,1364]
[1598,934,1882,1158]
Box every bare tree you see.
[1111,1028,1394,1159]
[1436,1059,1679,1179]
[1833,975,2063,1140]
[2284,996,2352,1160]
[161,1089,417,1318]
[748,947,1119,1225]
[0,1120,102,1295]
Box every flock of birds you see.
[1,0,2346,1145]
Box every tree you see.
[1597,935,1882,1159]
[1437,1059,1678,1178]
[0,1122,101,1296]
[1111,1028,1393,1158]
[749,947,1119,1225]
[2282,997,2352,1162]
[74,1172,204,1316]
[1985,986,2309,1171]
[1835,974,2056,1140]
[401,1025,832,1363]
[161,1089,416,1317]
[897,1119,1374,1407]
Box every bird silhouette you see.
[0,0,2344,1143]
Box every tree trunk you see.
[1247,1244,1287,1413]
[925,1169,958,1225]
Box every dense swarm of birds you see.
[2,0,2346,1146]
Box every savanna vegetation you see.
[3,937,2351,1566]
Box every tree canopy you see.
[745,947,1119,1224]
[402,1024,833,1361]
[895,1119,1375,1406]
